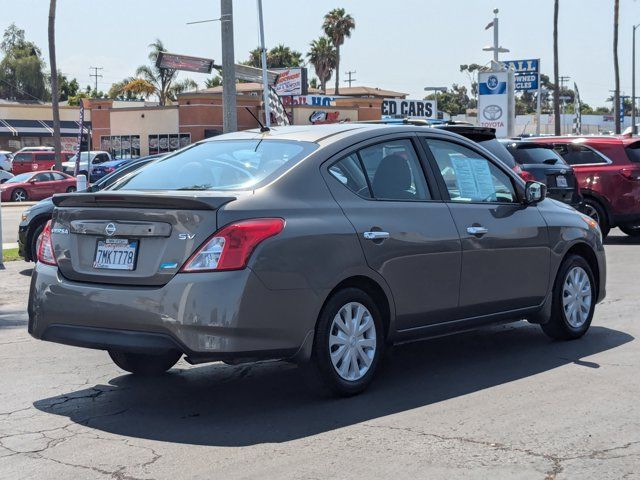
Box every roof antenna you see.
[245,106,270,133]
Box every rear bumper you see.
[28,263,322,362]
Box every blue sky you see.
[4,0,640,107]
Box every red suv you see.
[11,151,74,174]
[532,136,640,237]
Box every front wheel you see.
[304,288,384,396]
[108,350,181,375]
[541,255,596,340]
[619,224,640,237]
[11,188,27,202]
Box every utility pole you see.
[257,0,270,127]
[633,24,640,134]
[221,0,237,133]
[89,66,103,94]
[345,70,356,87]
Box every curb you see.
[1,202,38,208]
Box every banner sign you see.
[273,68,308,96]
[281,95,339,107]
[74,102,85,177]
[478,71,513,137]
[381,99,436,119]
[501,58,539,92]
[156,52,214,74]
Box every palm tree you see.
[48,0,62,170]
[323,8,355,95]
[614,0,621,134]
[307,36,337,93]
[268,44,303,68]
[553,0,561,135]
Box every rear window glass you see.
[476,139,516,168]
[625,142,640,163]
[504,144,567,165]
[553,144,607,165]
[113,140,317,191]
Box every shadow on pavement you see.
[34,323,633,447]
[604,232,640,245]
[19,268,33,277]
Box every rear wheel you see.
[541,254,596,340]
[11,188,27,202]
[582,198,610,238]
[304,288,384,396]
[619,224,640,237]
[108,350,181,375]
[66,186,76,193]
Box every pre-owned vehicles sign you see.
[382,99,436,119]
[501,59,539,92]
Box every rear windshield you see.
[625,142,640,163]
[112,140,318,191]
[504,144,568,165]
[476,138,516,168]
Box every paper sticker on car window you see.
[450,156,496,202]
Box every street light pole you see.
[256,0,270,127]
[220,0,237,133]
[633,24,639,135]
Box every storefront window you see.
[148,133,191,155]
[100,135,141,159]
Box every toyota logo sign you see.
[483,105,503,121]
[105,223,117,236]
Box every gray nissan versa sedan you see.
[28,124,606,396]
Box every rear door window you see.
[553,144,608,165]
[13,153,31,163]
[505,144,568,165]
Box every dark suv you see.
[533,136,640,237]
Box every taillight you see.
[513,164,536,182]
[37,220,57,266]
[180,218,285,272]
[620,167,640,181]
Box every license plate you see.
[93,238,138,270]
[556,175,568,188]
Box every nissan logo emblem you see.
[105,223,117,236]
[483,104,503,121]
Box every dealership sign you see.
[477,71,514,138]
[501,58,539,92]
[381,99,436,119]
[156,52,214,74]
[273,68,308,96]
[281,95,340,107]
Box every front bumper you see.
[28,263,321,363]
[18,224,28,260]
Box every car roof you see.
[529,135,640,146]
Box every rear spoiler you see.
[52,192,236,210]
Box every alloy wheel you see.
[562,266,592,328]
[329,302,376,381]
[13,190,26,202]
[583,203,600,224]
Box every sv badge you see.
[178,233,196,240]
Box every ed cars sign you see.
[382,99,436,119]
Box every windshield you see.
[5,173,34,183]
[505,144,568,165]
[112,140,318,191]
[66,152,90,163]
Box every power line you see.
[89,66,103,92]
[345,70,357,87]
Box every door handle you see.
[466,226,488,236]
[363,231,390,240]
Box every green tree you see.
[244,45,303,69]
[124,39,196,106]
[58,74,79,101]
[459,63,483,102]
[0,23,48,101]
[424,84,471,116]
[323,8,355,95]
[307,36,336,93]
[204,75,222,88]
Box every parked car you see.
[0,170,13,184]
[11,150,75,174]
[90,157,135,182]
[61,151,112,178]
[0,150,13,171]
[532,136,640,237]
[500,140,582,208]
[29,125,605,396]
[0,171,76,202]
[18,155,164,262]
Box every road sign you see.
[502,58,539,92]
[156,52,214,74]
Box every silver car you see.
[28,124,606,396]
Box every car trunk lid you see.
[51,191,237,286]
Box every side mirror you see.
[524,181,546,204]
[29,178,38,183]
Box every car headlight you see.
[21,211,30,221]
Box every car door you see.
[421,137,550,318]
[323,135,462,330]
[29,172,53,199]
[49,172,69,193]
[12,153,32,174]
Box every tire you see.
[11,188,28,202]
[30,222,46,263]
[619,224,640,237]
[108,350,181,375]
[541,254,596,340]
[304,288,384,396]
[582,197,610,238]
[66,186,76,193]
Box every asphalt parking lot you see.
[1,231,639,480]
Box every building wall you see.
[109,107,179,156]
[0,104,90,122]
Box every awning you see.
[0,119,91,137]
